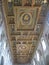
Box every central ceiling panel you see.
[2,0,44,64]
[14,7,37,30]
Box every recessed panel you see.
[15,7,38,31]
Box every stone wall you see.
[0,1,13,65]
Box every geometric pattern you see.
[12,7,41,63]
[3,0,44,64]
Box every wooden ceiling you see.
[2,0,45,64]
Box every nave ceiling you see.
[2,0,48,64]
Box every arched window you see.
[41,39,46,51]
[36,51,40,61]
[45,55,49,65]
[1,56,4,65]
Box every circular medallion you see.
[20,13,32,25]
[22,14,30,24]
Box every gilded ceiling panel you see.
[2,0,44,64]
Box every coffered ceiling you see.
[2,0,46,64]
